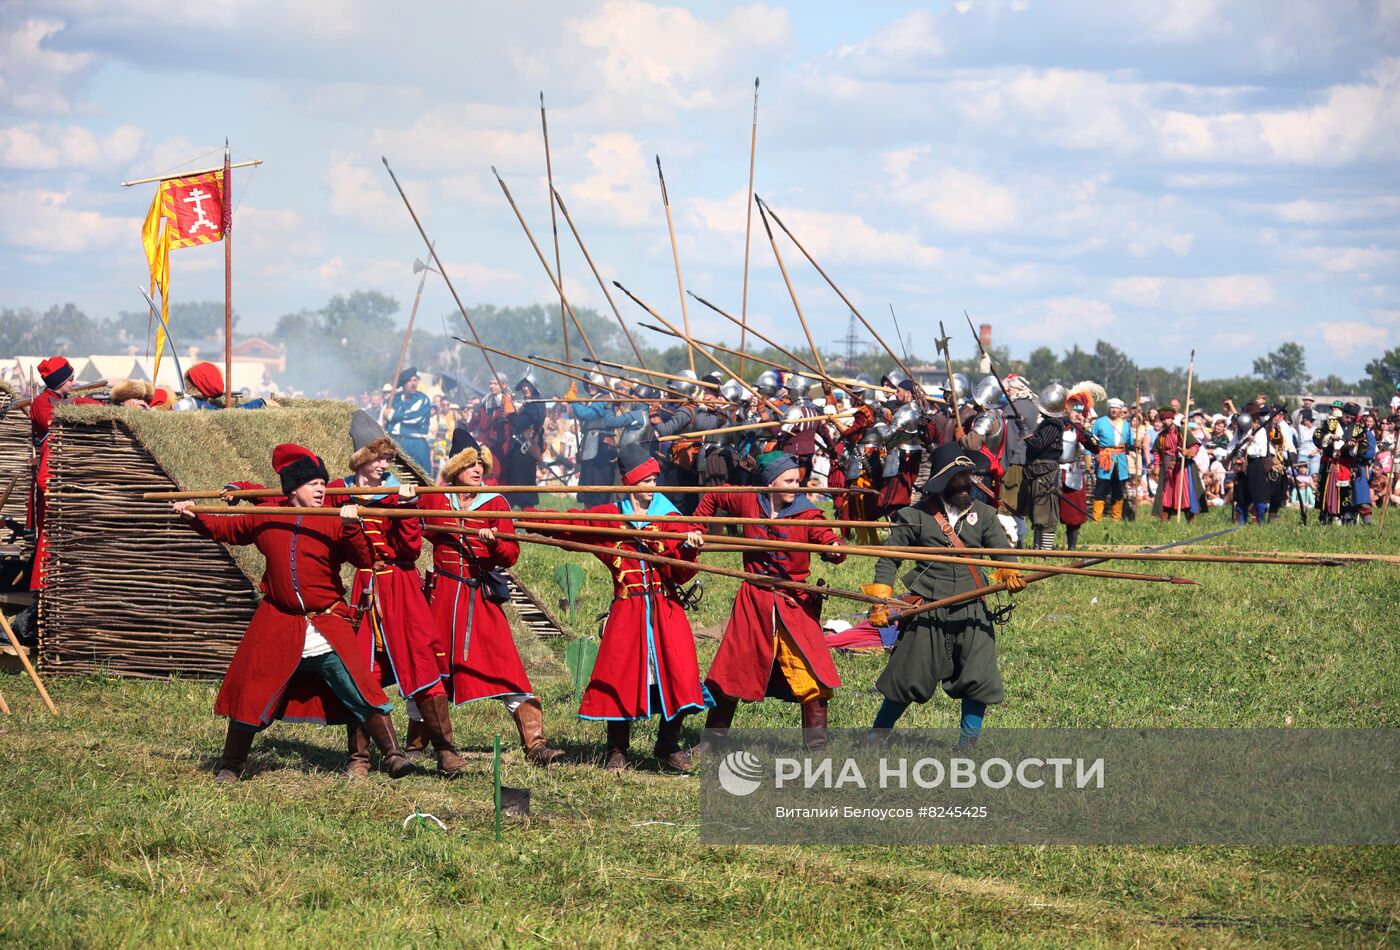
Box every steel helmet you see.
[1036,382,1068,417]
[514,368,539,393]
[633,383,658,401]
[719,378,745,403]
[779,404,807,435]
[881,368,910,390]
[972,375,1004,409]
[755,369,783,398]
[671,369,699,398]
[585,371,608,391]
[950,373,971,404]
[1234,411,1255,431]
[786,374,812,396]
[891,402,924,434]
[970,410,1005,452]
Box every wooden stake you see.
[0,611,58,716]
[656,156,695,375]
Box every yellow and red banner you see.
[142,171,226,374]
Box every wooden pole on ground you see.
[0,611,58,716]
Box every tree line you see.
[2,295,1396,408]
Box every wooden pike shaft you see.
[0,610,58,716]
[905,546,1343,567]
[453,336,600,394]
[388,243,432,409]
[382,157,502,384]
[686,292,913,399]
[659,409,856,441]
[491,167,598,361]
[656,156,695,375]
[613,282,782,415]
[755,197,825,375]
[757,196,916,381]
[578,355,720,390]
[1175,349,1196,522]
[539,92,571,364]
[551,185,650,369]
[150,483,875,501]
[511,521,1185,582]
[641,322,789,373]
[524,350,698,401]
[740,77,759,378]
[440,527,889,606]
[9,380,108,412]
[184,504,893,530]
[0,689,9,715]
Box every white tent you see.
[131,356,275,396]
[76,356,145,384]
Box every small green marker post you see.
[493,733,502,842]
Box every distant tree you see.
[1310,374,1352,396]
[1251,342,1308,392]
[1024,347,1059,387]
[1191,377,1281,414]
[1092,340,1136,399]
[1059,344,1095,385]
[1361,346,1400,407]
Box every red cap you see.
[185,361,224,399]
[38,356,73,388]
[620,455,660,486]
[272,443,318,472]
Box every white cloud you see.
[1108,275,1274,309]
[326,157,409,227]
[567,132,656,228]
[1294,245,1397,276]
[567,1,790,116]
[1006,297,1116,342]
[883,150,1017,233]
[1320,320,1392,357]
[0,188,133,251]
[0,122,145,170]
[0,18,94,115]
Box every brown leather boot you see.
[512,698,566,766]
[801,698,829,752]
[693,694,738,757]
[213,724,255,784]
[654,715,694,772]
[417,693,467,776]
[403,717,430,758]
[345,723,372,779]
[365,712,415,779]
[604,720,630,771]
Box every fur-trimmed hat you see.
[272,443,329,496]
[348,410,395,471]
[111,379,155,405]
[441,426,493,482]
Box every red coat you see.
[191,510,391,728]
[543,501,708,721]
[420,491,533,702]
[29,388,101,589]
[329,478,444,698]
[878,449,921,513]
[694,491,844,701]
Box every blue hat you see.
[756,451,799,485]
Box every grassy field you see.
[2,507,1398,947]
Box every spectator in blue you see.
[384,367,432,474]
[1089,396,1134,521]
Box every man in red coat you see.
[537,443,711,772]
[420,429,565,766]
[331,414,466,777]
[29,356,103,590]
[695,451,846,751]
[172,444,414,783]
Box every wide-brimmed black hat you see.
[920,442,988,495]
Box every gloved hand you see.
[991,567,1027,592]
[862,583,893,626]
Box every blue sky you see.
[1,0,1397,379]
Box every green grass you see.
[3,508,1398,947]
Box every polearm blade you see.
[138,285,185,387]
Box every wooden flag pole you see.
[223,141,234,409]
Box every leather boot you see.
[345,723,372,779]
[693,694,738,757]
[1092,499,1104,522]
[1110,500,1124,522]
[801,699,829,752]
[365,712,415,779]
[214,724,255,784]
[604,720,631,771]
[654,715,694,772]
[512,698,566,766]
[418,693,467,776]
[403,717,429,758]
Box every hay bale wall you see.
[39,403,428,678]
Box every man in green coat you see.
[861,443,1026,747]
